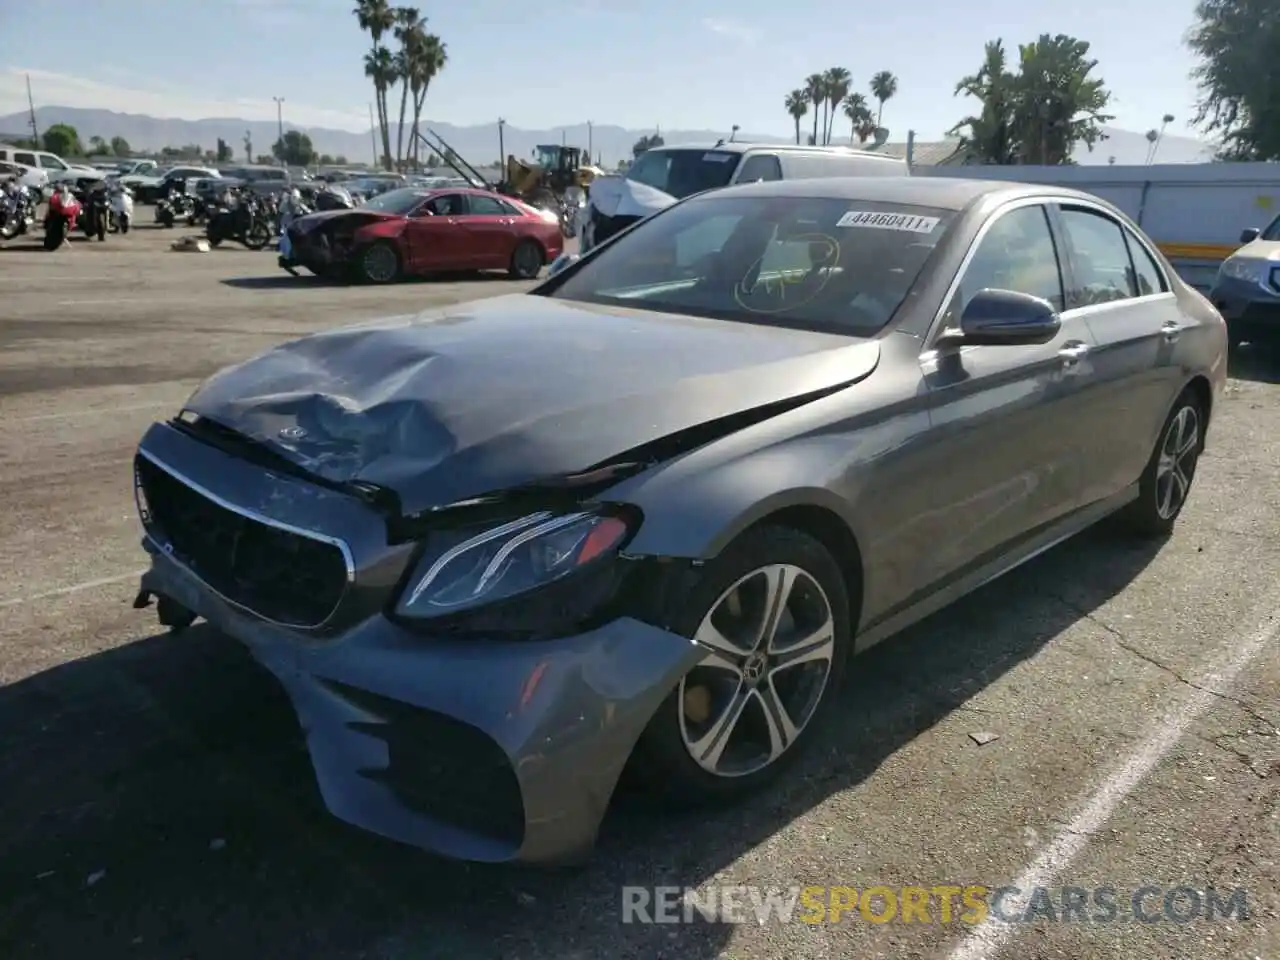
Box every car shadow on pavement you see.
[1227,342,1280,384]
[0,526,1161,960]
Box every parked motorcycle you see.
[156,192,194,227]
[81,182,111,241]
[44,186,82,250]
[206,189,272,250]
[0,180,37,240]
[109,183,134,233]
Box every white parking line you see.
[0,569,148,609]
[55,298,155,306]
[2,400,174,424]
[946,610,1279,960]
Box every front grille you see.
[591,207,642,247]
[136,455,350,627]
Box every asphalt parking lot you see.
[0,223,1277,960]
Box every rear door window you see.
[14,152,36,166]
[736,154,782,183]
[1122,230,1168,296]
[1058,207,1138,308]
[468,195,513,216]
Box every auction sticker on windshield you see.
[837,210,940,233]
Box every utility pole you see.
[587,121,593,159]
[368,103,378,166]
[498,117,506,168]
[562,128,566,146]
[25,73,39,146]
[272,97,285,165]
[729,124,740,142]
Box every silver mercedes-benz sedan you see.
[131,177,1227,864]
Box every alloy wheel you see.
[678,564,836,778]
[363,244,397,283]
[1155,405,1200,520]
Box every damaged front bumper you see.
[133,422,703,863]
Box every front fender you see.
[602,346,919,564]
[354,218,408,242]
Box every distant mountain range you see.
[0,105,1216,168]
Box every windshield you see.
[544,195,955,336]
[360,187,427,214]
[1262,214,1280,241]
[626,148,739,199]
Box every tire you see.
[120,215,129,234]
[44,219,65,250]
[359,240,401,284]
[205,223,223,248]
[630,524,853,806]
[242,220,271,251]
[1118,388,1205,537]
[508,239,543,280]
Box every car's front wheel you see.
[360,240,401,283]
[1121,388,1205,536]
[632,525,852,804]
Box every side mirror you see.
[940,289,1061,346]
[546,252,580,278]
[1240,227,1260,244]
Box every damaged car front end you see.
[131,280,882,863]
[280,208,393,279]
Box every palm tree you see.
[842,93,873,144]
[822,67,851,144]
[785,89,809,144]
[409,34,447,167]
[804,73,824,146]
[1013,34,1112,164]
[354,0,396,169]
[948,40,1018,164]
[870,70,898,128]
[1147,112,1174,163]
[393,7,425,169]
[363,45,395,167]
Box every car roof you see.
[647,142,905,163]
[702,176,1110,212]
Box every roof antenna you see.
[715,138,725,147]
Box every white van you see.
[581,142,908,252]
[0,146,105,185]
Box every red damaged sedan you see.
[281,186,565,283]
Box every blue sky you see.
[1,0,1205,140]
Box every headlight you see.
[1219,257,1261,282]
[396,510,631,619]
[536,207,559,223]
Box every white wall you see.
[918,162,1280,248]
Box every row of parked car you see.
[0,142,479,206]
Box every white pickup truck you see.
[0,145,107,186]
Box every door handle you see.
[1161,320,1181,342]
[1058,341,1091,366]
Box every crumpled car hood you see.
[182,294,880,515]
[587,175,676,219]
